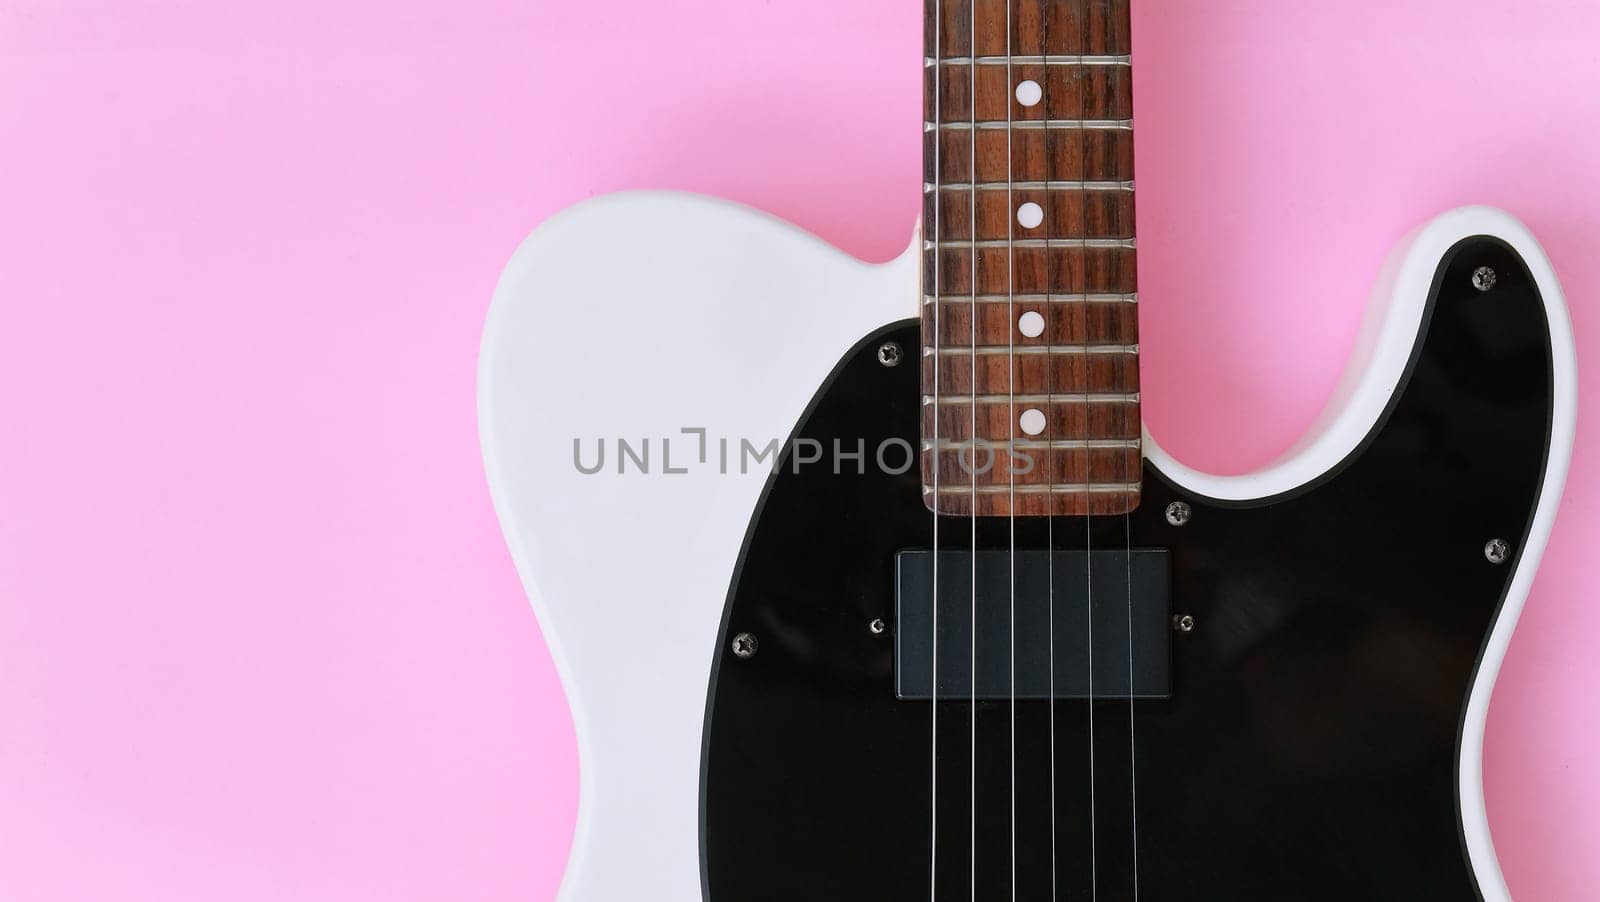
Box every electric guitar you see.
[478,2,1576,898]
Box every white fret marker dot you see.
[1015,80,1043,107]
[1020,408,1047,436]
[1018,311,1046,338]
[1017,202,1044,229]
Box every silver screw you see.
[1173,614,1196,633]
[877,342,904,367]
[868,618,887,635]
[1165,501,1192,527]
[1484,538,1511,565]
[731,632,759,659]
[1472,266,1498,292]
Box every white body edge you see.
[478,192,1574,901]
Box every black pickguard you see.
[702,238,1553,901]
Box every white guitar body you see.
[478,192,1574,901]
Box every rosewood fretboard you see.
[921,0,1139,518]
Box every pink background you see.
[2,1,1597,898]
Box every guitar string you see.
[967,0,979,895]
[1041,2,1060,899]
[1004,0,1018,898]
[1113,1,1142,896]
[1079,1,1099,899]
[930,1,943,900]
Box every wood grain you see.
[925,299,1138,345]
[924,350,1140,396]
[929,0,1132,57]
[928,246,1139,296]
[927,187,1134,241]
[921,0,1140,517]
[922,399,1141,444]
[925,129,1135,183]
[926,63,1133,122]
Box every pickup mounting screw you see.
[731,632,759,659]
[868,618,888,635]
[1484,538,1511,565]
[1165,501,1192,527]
[1472,266,1497,292]
[1173,614,1196,633]
[878,342,904,367]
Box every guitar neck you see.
[920,0,1142,518]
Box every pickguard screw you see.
[1472,266,1498,292]
[868,618,888,635]
[1173,614,1196,633]
[877,342,904,367]
[1165,501,1192,527]
[731,632,759,659]
[1484,538,1511,565]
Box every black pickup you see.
[894,549,1171,701]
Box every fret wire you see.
[926,344,1138,357]
[923,293,1137,304]
[928,119,1132,131]
[925,181,1133,192]
[925,293,1136,304]
[926,484,1142,496]
[926,55,1131,67]
[922,438,1141,450]
[923,393,1139,404]
[925,238,1135,249]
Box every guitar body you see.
[478,193,1575,900]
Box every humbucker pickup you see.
[894,549,1171,701]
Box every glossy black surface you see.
[702,239,1553,901]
